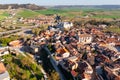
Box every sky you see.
[0,0,120,5]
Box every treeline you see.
[0,4,45,10]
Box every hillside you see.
[17,9,41,18]
[0,4,45,10]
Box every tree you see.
[32,28,41,36]
[49,71,60,80]
[21,70,30,79]
[30,63,37,71]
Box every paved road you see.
[0,46,26,57]
[0,26,36,37]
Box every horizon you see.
[0,0,120,6]
[0,3,120,6]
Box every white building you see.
[79,34,92,44]
[0,62,10,80]
[56,22,73,30]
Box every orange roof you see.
[56,47,69,54]
[115,42,120,46]
[98,41,107,47]
[9,40,22,47]
[71,70,78,77]
[0,62,6,74]
[84,73,92,80]
[106,38,117,43]
[79,34,92,37]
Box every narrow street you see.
[43,46,66,80]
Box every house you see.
[98,24,107,28]
[9,40,22,47]
[79,34,92,44]
[56,22,73,30]
[0,62,10,80]
[105,38,118,44]
[30,45,39,54]
[0,51,9,57]
[0,47,9,57]
[68,56,78,62]
[55,46,70,60]
[65,44,79,56]
[59,58,93,80]
[98,41,107,47]
[104,61,120,80]
[59,58,78,71]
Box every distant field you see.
[0,11,9,20]
[81,9,120,19]
[17,9,40,18]
[1,8,120,20]
[36,9,67,15]
[104,27,120,34]
[35,9,75,18]
[35,8,120,19]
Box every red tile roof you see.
[106,38,118,43]
[79,34,92,38]
[71,70,78,77]
[0,62,6,74]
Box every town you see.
[0,4,120,80]
[26,17,120,80]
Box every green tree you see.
[49,71,60,80]
[21,70,30,79]
[30,63,37,71]
[32,28,41,36]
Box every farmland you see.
[0,8,120,33]
[0,8,120,20]
[17,9,40,18]
[35,8,120,19]
[0,10,9,20]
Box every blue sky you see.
[0,0,120,5]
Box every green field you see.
[1,8,120,20]
[82,9,120,19]
[36,9,68,15]
[0,11,9,20]
[104,27,120,34]
[35,9,75,18]
[35,8,120,19]
[17,9,40,18]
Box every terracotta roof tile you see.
[71,70,78,77]
[0,62,6,74]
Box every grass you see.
[2,54,43,80]
[80,9,120,19]
[36,9,80,19]
[36,9,68,15]
[17,9,40,18]
[0,12,9,20]
[104,27,120,34]
[92,10,120,19]
[0,8,120,20]
[36,8,120,19]
[6,8,120,20]
[0,35,20,47]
